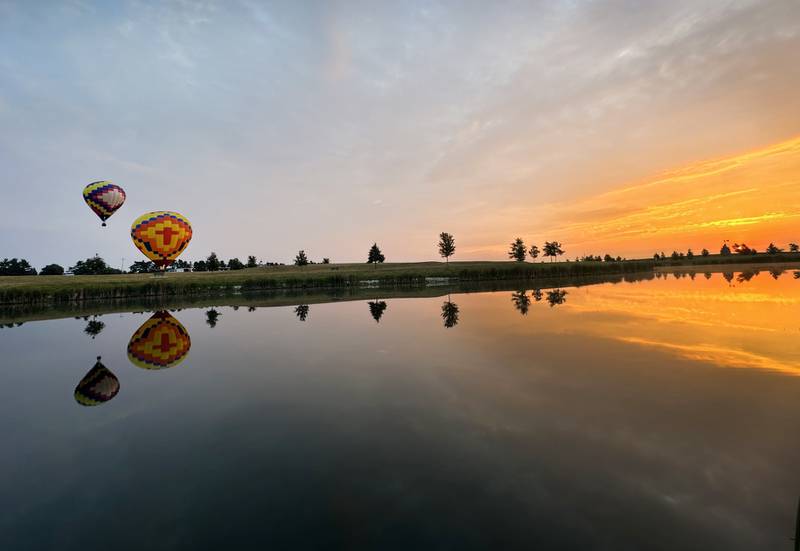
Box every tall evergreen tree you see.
[438,232,456,264]
[367,243,385,264]
[508,238,526,262]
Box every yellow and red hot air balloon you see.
[74,357,120,406]
[83,181,126,227]
[130,211,192,270]
[127,311,191,370]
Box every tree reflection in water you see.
[368,300,388,323]
[511,290,531,315]
[206,309,221,328]
[546,289,568,307]
[294,305,309,322]
[441,298,459,328]
[84,317,105,339]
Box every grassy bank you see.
[0,260,654,305]
[654,252,800,267]
[0,272,659,325]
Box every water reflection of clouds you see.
[499,270,800,376]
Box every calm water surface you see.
[1,270,799,550]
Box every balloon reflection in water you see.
[127,311,191,370]
[74,356,120,406]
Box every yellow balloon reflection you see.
[74,356,120,406]
[127,311,191,370]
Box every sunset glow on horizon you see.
[526,136,800,259]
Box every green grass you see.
[4,254,797,306]
[0,272,661,325]
[0,260,654,305]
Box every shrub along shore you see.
[0,260,655,305]
[1,254,798,306]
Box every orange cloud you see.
[510,136,800,258]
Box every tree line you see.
[653,241,799,261]
[5,236,799,276]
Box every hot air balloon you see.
[130,211,192,271]
[74,356,120,406]
[127,311,191,369]
[83,181,126,227]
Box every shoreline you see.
[1,255,798,308]
[0,260,654,306]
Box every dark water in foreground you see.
[1,270,799,550]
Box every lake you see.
[1,268,799,550]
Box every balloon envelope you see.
[130,211,193,268]
[74,358,120,406]
[127,311,191,370]
[83,181,126,226]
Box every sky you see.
[1,0,799,269]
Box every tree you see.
[193,260,208,272]
[686,249,694,260]
[542,241,564,262]
[733,243,755,255]
[508,238,526,262]
[604,254,614,262]
[367,243,385,264]
[766,242,782,254]
[701,248,710,257]
[322,258,330,264]
[529,245,540,261]
[247,255,257,268]
[720,243,731,256]
[0,258,37,276]
[441,299,460,328]
[670,251,680,260]
[40,263,64,276]
[206,252,221,271]
[438,232,456,264]
[69,255,120,275]
[511,290,531,315]
[368,300,388,323]
[653,253,660,261]
[294,250,309,266]
[205,309,221,328]
[789,243,799,253]
[129,260,156,274]
[228,258,245,270]
[294,304,309,321]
